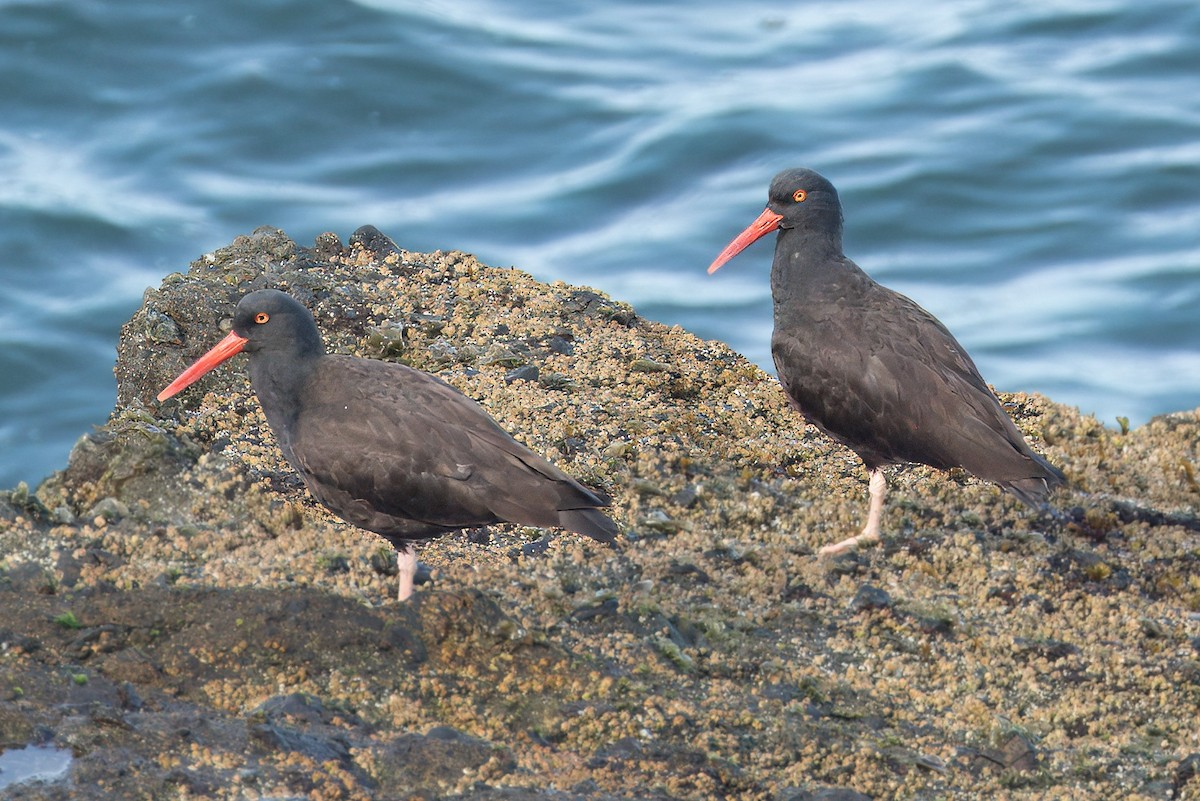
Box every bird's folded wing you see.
[292,356,601,528]
[773,285,1030,470]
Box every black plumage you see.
[709,168,1064,553]
[158,289,617,597]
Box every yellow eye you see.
[792,189,808,202]
[254,312,270,324]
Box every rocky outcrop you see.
[1,225,1197,799]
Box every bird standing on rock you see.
[708,168,1065,554]
[157,289,619,599]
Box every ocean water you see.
[1,0,1197,489]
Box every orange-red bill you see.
[706,207,784,275]
[156,330,249,402]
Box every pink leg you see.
[820,468,887,555]
[397,546,417,601]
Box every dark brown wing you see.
[287,356,615,541]
[772,266,1062,498]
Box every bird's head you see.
[707,167,844,274]
[229,289,324,356]
[156,289,324,402]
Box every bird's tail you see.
[1002,456,1067,507]
[559,507,620,546]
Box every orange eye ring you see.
[254,312,270,324]
[792,189,808,202]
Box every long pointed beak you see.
[706,207,784,274]
[156,330,249,402]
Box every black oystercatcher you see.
[708,168,1065,554]
[157,289,618,599]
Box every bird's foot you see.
[819,467,887,556]
[818,529,881,556]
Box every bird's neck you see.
[770,225,847,301]
[247,350,322,441]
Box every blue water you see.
[1,0,1198,489]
